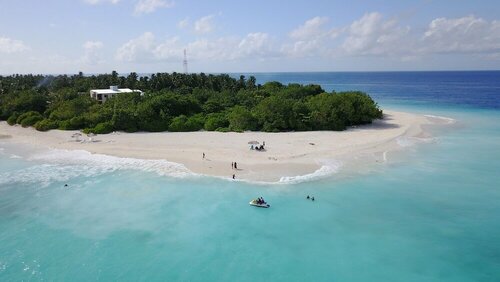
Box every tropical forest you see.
[0,72,383,134]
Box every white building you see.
[90,86,143,103]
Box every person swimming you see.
[306,195,310,199]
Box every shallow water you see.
[1,72,500,281]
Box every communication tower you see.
[183,49,188,74]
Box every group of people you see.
[256,197,267,205]
[201,153,242,180]
[232,162,238,179]
[250,141,266,151]
[306,195,315,201]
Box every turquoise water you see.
[1,74,500,281]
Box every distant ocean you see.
[234,71,500,109]
[1,71,499,281]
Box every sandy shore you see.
[0,110,445,182]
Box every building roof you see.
[90,88,141,95]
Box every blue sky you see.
[0,0,499,74]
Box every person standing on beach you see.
[232,174,235,179]
[234,162,238,169]
[231,162,234,169]
[203,152,205,159]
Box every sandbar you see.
[0,110,445,182]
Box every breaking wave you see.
[0,148,195,188]
[424,114,456,124]
[1,143,346,187]
[396,136,436,147]
[278,160,342,184]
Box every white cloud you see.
[115,32,279,63]
[340,12,411,56]
[335,13,500,58]
[187,38,236,60]
[289,16,330,40]
[237,33,276,58]
[116,32,156,62]
[83,41,103,50]
[153,37,183,61]
[194,15,215,34]
[187,33,277,60]
[0,37,30,53]
[284,13,414,58]
[81,41,104,65]
[110,13,500,71]
[134,0,174,15]
[284,17,334,57]
[422,15,500,54]
[282,39,325,58]
[84,0,120,5]
[178,17,190,29]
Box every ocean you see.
[1,71,499,281]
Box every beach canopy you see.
[248,141,259,145]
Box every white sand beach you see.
[0,110,445,182]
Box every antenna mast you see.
[183,49,188,74]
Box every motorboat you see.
[249,199,270,208]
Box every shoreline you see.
[0,110,448,183]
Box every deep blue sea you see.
[1,71,499,281]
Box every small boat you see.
[249,199,270,208]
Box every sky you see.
[0,0,499,74]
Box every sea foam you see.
[396,136,436,147]
[424,114,456,124]
[0,148,195,188]
[0,146,345,186]
[278,160,342,184]
[28,148,194,177]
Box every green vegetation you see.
[0,72,383,133]
[17,111,44,127]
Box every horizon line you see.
[1,69,500,76]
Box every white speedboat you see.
[249,199,270,208]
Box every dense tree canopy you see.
[0,72,383,133]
